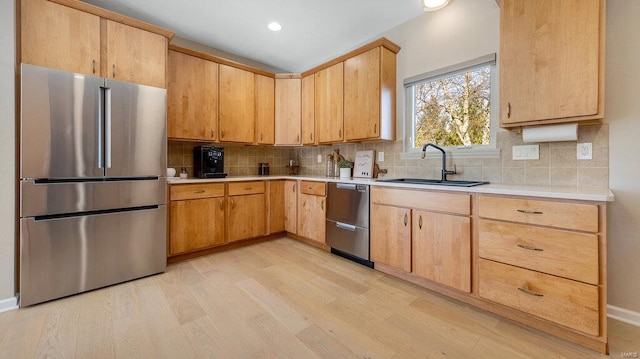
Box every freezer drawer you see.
[20,206,166,306]
[326,219,370,261]
[21,178,166,217]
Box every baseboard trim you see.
[0,296,18,313]
[608,305,640,327]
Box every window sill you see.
[400,147,501,160]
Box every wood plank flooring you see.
[1,237,638,358]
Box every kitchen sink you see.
[377,178,488,187]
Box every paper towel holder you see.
[522,123,578,143]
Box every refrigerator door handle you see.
[104,87,112,169]
[98,87,104,169]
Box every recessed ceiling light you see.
[422,0,451,11]
[268,22,282,31]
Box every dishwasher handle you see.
[335,222,357,232]
[336,183,357,190]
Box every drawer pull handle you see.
[517,244,544,252]
[243,187,252,190]
[193,190,206,194]
[517,209,543,215]
[518,287,544,297]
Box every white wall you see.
[381,0,500,139]
[605,0,640,314]
[0,0,16,303]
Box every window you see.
[404,54,498,156]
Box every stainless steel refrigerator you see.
[19,64,167,306]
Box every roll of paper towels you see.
[522,123,578,143]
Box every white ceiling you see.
[82,0,426,72]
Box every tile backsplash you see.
[168,124,608,188]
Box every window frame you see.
[402,54,500,159]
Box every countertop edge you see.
[166,175,614,202]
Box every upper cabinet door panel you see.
[301,75,316,145]
[275,78,301,145]
[167,50,218,141]
[315,62,344,144]
[344,47,380,141]
[219,64,255,143]
[500,0,602,125]
[21,0,101,76]
[106,20,167,88]
[256,75,275,145]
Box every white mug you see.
[167,168,176,177]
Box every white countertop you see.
[167,175,614,202]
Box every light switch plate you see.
[317,154,322,163]
[512,145,539,160]
[378,152,385,162]
[577,143,593,160]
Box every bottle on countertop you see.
[326,154,335,177]
[333,149,343,177]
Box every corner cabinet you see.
[284,180,298,234]
[219,65,255,143]
[255,74,275,145]
[301,75,316,145]
[344,46,397,141]
[500,0,605,127]
[167,49,218,141]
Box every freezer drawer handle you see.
[336,183,357,190]
[336,222,357,232]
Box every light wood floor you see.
[1,237,638,358]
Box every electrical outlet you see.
[512,145,539,160]
[378,151,385,162]
[317,154,322,163]
[577,143,593,160]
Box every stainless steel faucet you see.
[421,143,456,181]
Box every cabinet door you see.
[301,75,316,145]
[412,211,471,292]
[219,65,255,143]
[297,193,326,243]
[315,63,344,143]
[284,181,297,234]
[500,0,601,125]
[228,194,266,242]
[167,50,218,141]
[21,0,101,76]
[275,78,301,145]
[106,20,167,88]
[344,47,380,140]
[169,197,225,255]
[370,204,411,272]
[256,75,275,144]
[268,181,285,234]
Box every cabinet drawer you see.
[479,220,599,284]
[479,259,599,336]
[170,183,224,201]
[300,181,326,196]
[228,181,265,196]
[478,196,598,232]
[371,187,470,215]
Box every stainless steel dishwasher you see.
[326,182,372,267]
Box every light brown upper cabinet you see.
[219,64,255,143]
[105,20,167,88]
[500,0,605,127]
[256,75,275,145]
[20,0,172,88]
[21,0,101,76]
[301,75,316,145]
[167,49,218,141]
[344,46,396,141]
[315,63,344,144]
[275,78,302,145]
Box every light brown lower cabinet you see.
[169,183,226,256]
[297,181,326,243]
[228,193,266,242]
[284,180,297,234]
[370,187,471,292]
[370,203,411,272]
[268,180,285,234]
